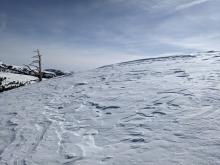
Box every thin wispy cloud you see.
[175,0,211,11]
[157,33,220,51]
[0,0,219,70]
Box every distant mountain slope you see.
[1,51,220,164]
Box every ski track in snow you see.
[1,53,220,164]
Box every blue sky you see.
[0,0,219,70]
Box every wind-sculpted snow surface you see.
[1,52,220,165]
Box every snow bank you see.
[1,52,220,164]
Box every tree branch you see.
[32,55,40,58]
[23,64,38,75]
[30,60,39,63]
[29,64,39,70]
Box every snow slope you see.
[0,61,70,92]
[1,52,220,165]
[0,72,37,84]
[0,72,38,92]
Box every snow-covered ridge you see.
[0,62,68,78]
[1,51,220,164]
[0,61,70,92]
[0,72,37,92]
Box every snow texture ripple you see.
[1,52,220,165]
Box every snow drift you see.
[0,62,70,92]
[1,52,220,165]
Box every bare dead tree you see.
[24,49,43,81]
